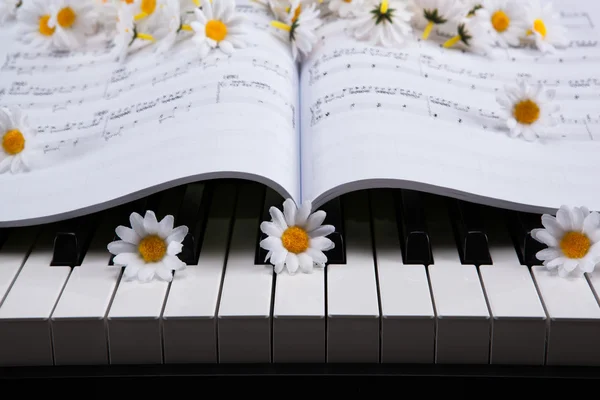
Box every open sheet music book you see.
[0,0,599,226]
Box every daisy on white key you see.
[260,198,335,275]
[190,0,246,59]
[411,0,463,40]
[524,0,568,53]
[0,0,21,25]
[442,7,495,55]
[328,0,364,19]
[108,210,189,283]
[0,106,35,174]
[495,80,559,141]
[350,0,413,47]
[477,0,528,47]
[532,206,600,278]
[270,0,322,61]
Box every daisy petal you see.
[269,206,288,231]
[143,210,160,235]
[305,247,327,264]
[260,236,284,252]
[167,241,184,255]
[563,259,578,272]
[295,201,312,226]
[285,252,299,274]
[156,267,174,282]
[305,210,326,232]
[123,263,141,280]
[540,215,564,238]
[298,252,313,273]
[113,252,142,266]
[138,266,156,282]
[129,212,146,236]
[115,226,141,245]
[282,199,297,227]
[310,236,334,251]
[107,240,137,255]
[274,262,285,274]
[309,224,335,238]
[271,249,288,265]
[158,215,175,238]
[166,225,189,244]
[163,254,186,271]
[260,221,283,238]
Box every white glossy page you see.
[300,0,600,212]
[0,0,300,226]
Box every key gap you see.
[528,266,551,366]
[367,190,383,364]
[49,267,74,366]
[103,266,124,365]
[213,183,241,364]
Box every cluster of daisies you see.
[0,0,248,62]
[106,198,335,282]
[260,0,569,61]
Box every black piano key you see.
[175,182,214,265]
[319,197,345,265]
[394,189,433,265]
[506,210,545,266]
[446,198,492,265]
[0,228,10,250]
[50,213,101,267]
[255,187,283,265]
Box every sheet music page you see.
[0,0,299,225]
[300,0,600,212]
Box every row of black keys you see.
[0,179,547,268]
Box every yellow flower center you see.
[281,226,309,254]
[513,99,540,125]
[57,7,76,28]
[491,10,510,32]
[38,15,55,36]
[205,19,227,41]
[560,231,591,259]
[141,0,156,15]
[343,0,352,2]
[138,235,167,263]
[2,129,25,155]
[533,18,547,37]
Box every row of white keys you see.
[425,194,491,364]
[534,267,600,365]
[370,190,435,363]
[162,182,237,364]
[327,190,380,362]
[106,187,205,365]
[50,210,123,366]
[217,183,274,363]
[0,226,73,366]
[478,212,547,365]
[271,188,326,363]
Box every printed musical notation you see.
[0,2,299,168]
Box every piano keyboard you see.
[1,180,600,369]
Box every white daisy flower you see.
[270,1,322,61]
[524,0,568,53]
[532,206,600,278]
[252,0,289,21]
[495,80,559,141]
[260,198,335,275]
[94,0,119,32]
[442,8,495,55]
[0,0,21,25]
[328,0,364,19]
[475,0,527,47]
[190,0,246,59]
[0,106,34,174]
[16,0,59,50]
[108,210,188,283]
[112,3,156,62]
[350,0,413,48]
[45,0,98,50]
[411,0,464,40]
[154,0,194,54]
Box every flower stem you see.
[422,21,434,40]
[443,35,461,48]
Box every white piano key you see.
[273,268,325,363]
[162,183,236,364]
[479,216,547,365]
[50,211,122,366]
[0,227,40,306]
[0,228,72,366]
[426,195,490,364]
[327,190,380,363]
[533,266,600,366]
[217,183,273,363]
[370,190,434,364]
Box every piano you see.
[0,179,599,382]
